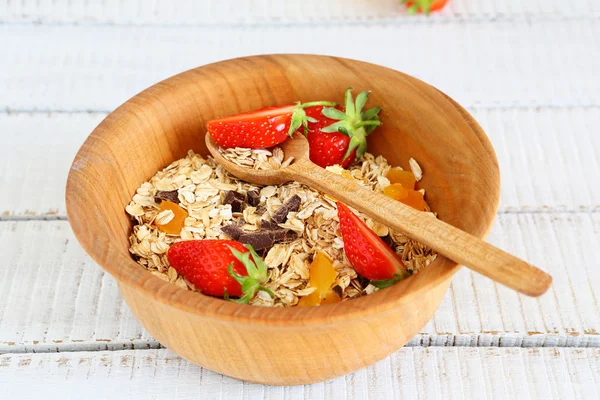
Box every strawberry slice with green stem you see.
[402,0,448,15]
[337,202,410,287]
[207,100,336,149]
[319,88,382,164]
[167,240,273,304]
[305,106,357,168]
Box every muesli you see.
[126,88,437,307]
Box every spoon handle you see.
[290,159,552,297]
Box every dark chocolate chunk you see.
[247,190,261,207]
[355,274,370,289]
[223,190,245,213]
[154,190,179,204]
[381,234,394,248]
[269,229,298,243]
[255,206,267,215]
[271,194,302,223]
[260,220,284,231]
[221,224,244,240]
[238,232,275,251]
[332,285,344,299]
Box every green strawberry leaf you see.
[320,120,347,133]
[354,91,370,115]
[322,107,348,121]
[361,106,381,121]
[344,88,355,117]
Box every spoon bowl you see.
[206,131,311,185]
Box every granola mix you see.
[126,149,437,307]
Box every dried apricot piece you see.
[384,184,426,211]
[298,290,321,307]
[386,168,416,190]
[402,190,426,211]
[383,183,409,201]
[156,200,188,235]
[320,291,342,304]
[298,251,339,307]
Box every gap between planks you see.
[2,14,600,29]
[2,210,600,222]
[4,104,600,114]
[0,347,598,399]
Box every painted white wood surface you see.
[1,347,598,400]
[2,20,599,113]
[1,1,599,397]
[1,214,598,354]
[2,107,599,217]
[1,0,598,23]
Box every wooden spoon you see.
[206,132,552,297]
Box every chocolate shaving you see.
[223,190,245,213]
[238,223,298,251]
[247,190,261,207]
[255,206,267,215]
[332,285,344,299]
[154,190,179,204]
[356,274,370,289]
[381,234,394,248]
[260,220,284,231]
[271,194,302,223]
[238,232,274,251]
[221,224,244,240]
[269,229,298,243]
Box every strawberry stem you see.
[321,87,382,162]
[288,101,337,137]
[226,244,273,304]
[401,0,437,15]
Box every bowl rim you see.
[66,54,500,326]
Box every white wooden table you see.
[1,1,599,398]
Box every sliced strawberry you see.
[167,240,273,303]
[403,0,448,14]
[207,101,335,149]
[305,106,356,168]
[337,202,409,282]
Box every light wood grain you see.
[65,54,505,384]
[1,347,598,399]
[0,215,598,354]
[2,21,599,112]
[1,0,596,25]
[2,107,599,217]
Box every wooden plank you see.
[0,347,598,399]
[1,21,599,112]
[2,107,599,216]
[0,112,103,217]
[0,0,596,24]
[0,214,598,353]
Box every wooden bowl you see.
[66,54,500,385]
